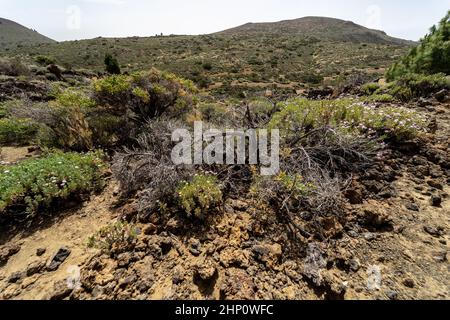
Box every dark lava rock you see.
[349,259,360,272]
[8,271,24,283]
[0,244,21,265]
[434,89,449,102]
[402,278,415,288]
[47,247,71,271]
[430,195,442,207]
[405,202,420,212]
[386,290,398,300]
[26,260,46,276]
[427,180,443,191]
[423,226,443,237]
[36,248,46,257]
[188,238,202,257]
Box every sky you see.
[0,0,449,42]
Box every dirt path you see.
[0,183,117,300]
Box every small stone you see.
[252,243,282,268]
[119,275,137,289]
[160,237,173,255]
[36,248,46,256]
[1,284,21,299]
[0,243,21,265]
[405,203,419,212]
[423,226,443,237]
[116,252,132,268]
[188,238,202,257]
[403,278,415,288]
[427,180,443,190]
[430,195,442,207]
[142,224,157,235]
[349,259,360,272]
[49,280,73,300]
[387,290,398,300]
[26,260,46,276]
[434,89,449,102]
[194,260,218,281]
[347,230,359,238]
[8,271,24,283]
[432,251,447,263]
[364,233,377,241]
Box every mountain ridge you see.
[215,16,413,45]
[0,17,55,46]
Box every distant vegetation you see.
[0,16,412,96]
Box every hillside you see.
[0,9,449,303]
[0,17,413,96]
[0,18,55,48]
[217,16,412,45]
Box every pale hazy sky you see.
[0,0,448,41]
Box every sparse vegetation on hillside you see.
[0,11,448,302]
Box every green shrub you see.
[87,221,138,256]
[362,94,395,103]
[35,55,56,66]
[0,152,107,217]
[54,89,96,109]
[202,62,213,71]
[275,172,313,199]
[388,73,450,101]
[87,112,130,148]
[104,53,121,75]
[387,11,450,79]
[361,83,380,95]
[268,98,427,142]
[0,118,39,145]
[177,174,223,219]
[198,102,228,124]
[93,74,131,96]
[48,92,94,151]
[93,69,197,122]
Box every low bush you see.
[268,98,427,142]
[361,94,395,103]
[35,55,56,66]
[93,69,197,122]
[0,118,39,145]
[104,53,121,75]
[177,174,223,219]
[361,82,380,95]
[47,91,94,151]
[112,120,194,219]
[198,102,229,125]
[87,221,138,256]
[387,73,450,101]
[0,152,107,218]
[0,57,30,76]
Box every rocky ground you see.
[0,97,449,301]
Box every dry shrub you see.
[252,125,375,244]
[0,57,30,77]
[112,119,194,219]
